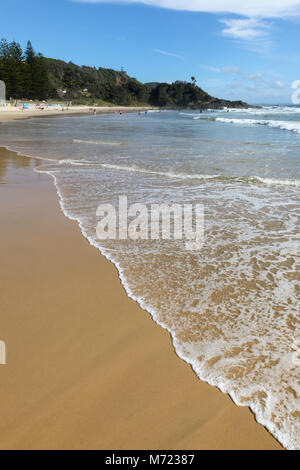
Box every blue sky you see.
[2,0,300,104]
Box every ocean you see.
[0,106,299,449]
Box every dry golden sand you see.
[0,106,152,123]
[0,146,282,450]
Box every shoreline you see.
[0,105,154,124]
[0,119,283,449]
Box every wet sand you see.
[0,145,282,449]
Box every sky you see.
[2,0,300,104]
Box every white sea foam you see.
[73,139,123,146]
[240,106,300,115]
[56,160,300,188]
[193,116,215,121]
[58,158,98,166]
[218,106,300,115]
[254,176,300,187]
[215,117,300,134]
[58,159,220,180]
[99,163,219,180]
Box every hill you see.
[147,81,249,109]
[45,58,149,105]
[0,38,251,109]
[46,59,250,109]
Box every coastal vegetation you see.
[0,39,53,100]
[0,38,248,109]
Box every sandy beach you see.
[0,105,153,123]
[0,138,283,450]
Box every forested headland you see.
[0,38,249,109]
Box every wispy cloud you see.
[246,72,263,80]
[201,65,240,74]
[74,1,300,55]
[200,64,220,73]
[220,18,271,41]
[201,64,286,95]
[228,80,243,89]
[220,65,240,74]
[73,1,300,18]
[154,49,184,60]
[219,17,274,53]
[268,79,285,89]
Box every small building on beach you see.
[0,80,6,106]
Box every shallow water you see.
[0,107,299,449]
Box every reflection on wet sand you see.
[0,147,33,184]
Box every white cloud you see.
[201,65,221,72]
[247,72,262,80]
[220,18,270,40]
[228,80,242,89]
[154,49,184,59]
[73,1,300,18]
[74,1,299,54]
[220,65,240,74]
[201,65,241,74]
[269,79,285,89]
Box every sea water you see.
[0,107,299,449]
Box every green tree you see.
[0,39,11,96]
[25,40,35,64]
[24,41,50,99]
[8,41,25,98]
[0,38,10,59]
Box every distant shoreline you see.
[0,105,154,124]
